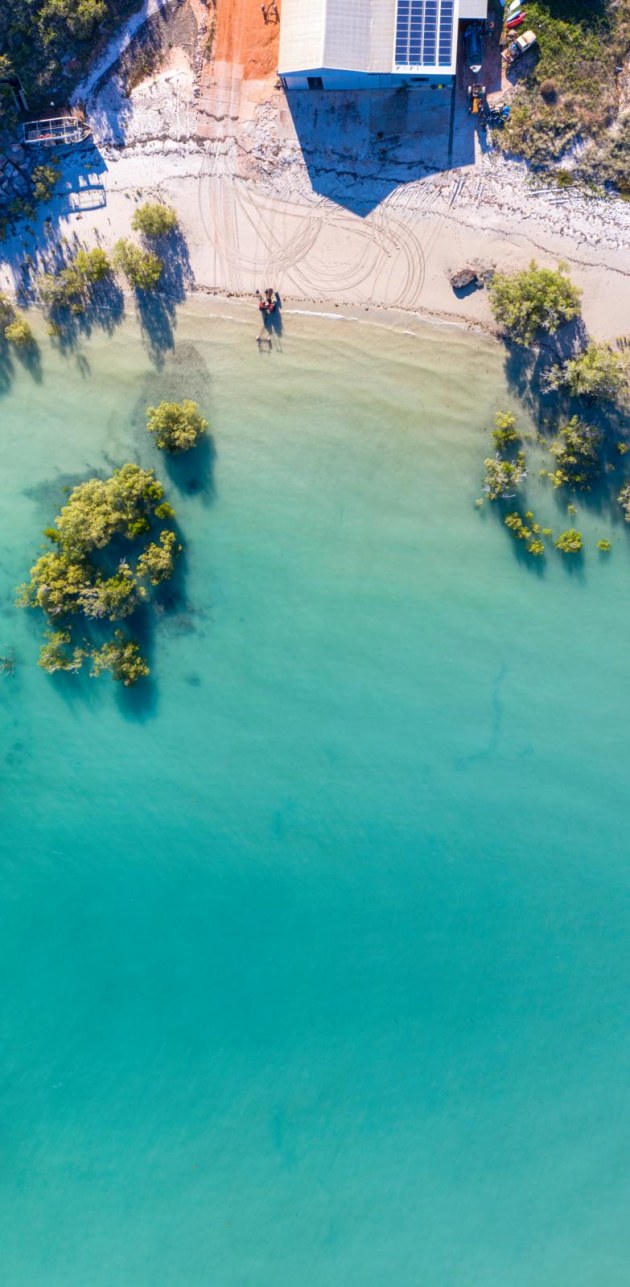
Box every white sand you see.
[3,29,630,342]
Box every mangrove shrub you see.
[136,531,181,584]
[4,317,34,346]
[546,417,602,491]
[132,202,178,238]
[146,400,208,453]
[546,341,629,402]
[18,465,181,686]
[113,239,163,291]
[488,261,582,346]
[555,529,583,553]
[90,633,150,687]
[483,452,527,501]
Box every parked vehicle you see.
[506,12,526,30]
[467,83,487,114]
[464,23,485,75]
[503,29,537,65]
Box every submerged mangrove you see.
[19,465,181,686]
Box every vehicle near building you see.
[502,29,537,65]
[464,23,485,75]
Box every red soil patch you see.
[213,0,280,79]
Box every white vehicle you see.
[503,29,537,65]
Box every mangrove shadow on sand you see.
[136,226,195,368]
[0,333,43,395]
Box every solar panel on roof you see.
[395,0,456,68]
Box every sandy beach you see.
[2,0,630,340]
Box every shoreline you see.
[3,151,629,344]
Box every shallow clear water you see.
[1,304,630,1285]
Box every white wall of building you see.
[458,0,488,17]
[278,0,327,76]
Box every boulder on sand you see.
[450,266,480,291]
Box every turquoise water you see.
[1,304,630,1285]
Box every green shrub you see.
[546,417,602,490]
[73,246,112,282]
[619,482,630,523]
[491,410,520,453]
[555,528,583,553]
[89,632,149,686]
[52,464,169,558]
[18,463,180,686]
[4,317,34,346]
[547,341,629,401]
[39,629,85,674]
[489,261,582,345]
[146,400,208,453]
[113,238,163,290]
[136,531,181,584]
[37,263,87,313]
[32,163,60,203]
[132,201,178,238]
[483,452,527,500]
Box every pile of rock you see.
[449,266,482,292]
[0,135,36,229]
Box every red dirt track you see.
[213,0,281,78]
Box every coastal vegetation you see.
[32,164,60,204]
[504,511,546,555]
[488,261,582,345]
[618,483,630,522]
[4,316,34,347]
[544,341,629,402]
[132,202,178,239]
[477,403,626,561]
[0,292,35,346]
[89,633,150,686]
[555,528,583,553]
[37,247,113,316]
[19,465,180,686]
[492,410,520,452]
[483,410,527,500]
[113,239,164,291]
[39,629,85,674]
[483,453,527,501]
[147,400,208,453]
[545,417,603,490]
[499,0,630,194]
[73,247,112,284]
[0,2,141,102]
[136,531,180,584]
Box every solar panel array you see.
[395,0,455,68]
